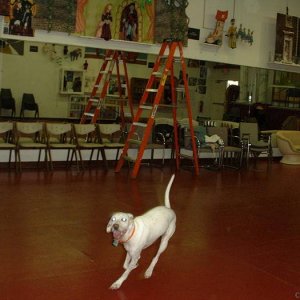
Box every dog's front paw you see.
[109,281,122,290]
[144,268,153,279]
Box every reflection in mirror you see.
[0,39,300,129]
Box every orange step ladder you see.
[115,39,199,178]
[80,50,134,125]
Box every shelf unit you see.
[271,70,300,108]
[60,69,85,95]
[68,95,87,119]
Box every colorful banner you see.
[76,0,155,43]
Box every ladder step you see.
[159,104,177,108]
[89,98,99,103]
[180,153,195,160]
[106,96,128,101]
[123,155,136,163]
[146,88,158,93]
[100,70,108,74]
[176,86,185,92]
[133,122,147,127]
[105,57,113,61]
[128,139,142,145]
[105,103,124,108]
[152,72,162,77]
[140,105,153,110]
[84,112,94,117]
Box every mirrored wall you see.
[0,39,299,127]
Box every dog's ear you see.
[127,213,134,224]
[106,215,115,233]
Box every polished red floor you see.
[0,161,300,300]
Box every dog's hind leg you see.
[144,222,176,278]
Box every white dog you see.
[106,174,176,289]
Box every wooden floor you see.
[0,161,300,300]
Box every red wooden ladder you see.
[115,39,199,178]
[80,50,133,126]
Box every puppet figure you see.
[96,3,113,41]
[226,18,237,49]
[121,2,138,41]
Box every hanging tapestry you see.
[75,0,155,43]
[4,0,36,36]
[0,0,9,16]
[155,0,189,45]
[33,0,76,33]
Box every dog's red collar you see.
[120,224,135,244]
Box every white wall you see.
[0,43,205,119]
[1,0,300,119]
[1,42,84,118]
[186,0,300,69]
[1,0,300,69]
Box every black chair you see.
[0,89,16,117]
[20,93,39,118]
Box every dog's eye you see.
[111,217,116,221]
[121,218,127,222]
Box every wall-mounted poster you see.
[76,0,155,43]
[4,0,36,36]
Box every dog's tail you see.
[164,174,175,208]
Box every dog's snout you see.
[113,224,119,230]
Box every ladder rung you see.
[105,104,122,108]
[180,153,195,160]
[146,88,158,93]
[159,104,177,108]
[100,71,108,74]
[105,57,113,61]
[176,86,185,92]
[140,105,153,110]
[123,155,136,162]
[133,122,147,127]
[128,139,142,145]
[106,97,127,101]
[152,72,162,77]
[174,57,181,63]
[84,112,94,117]
[89,99,99,103]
